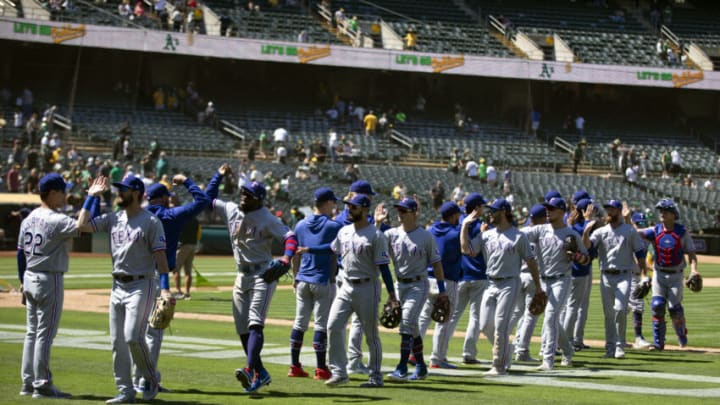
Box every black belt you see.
[657,268,680,274]
[346,277,371,285]
[239,263,265,273]
[398,275,423,283]
[489,276,515,282]
[603,269,628,275]
[541,274,566,281]
[113,274,146,283]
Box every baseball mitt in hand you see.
[685,273,702,293]
[379,299,401,329]
[262,259,290,284]
[431,294,450,323]
[564,235,585,262]
[528,291,547,316]
[149,295,176,329]
[631,278,651,300]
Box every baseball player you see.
[382,197,446,382]
[418,201,462,369]
[324,194,398,387]
[206,164,298,393]
[289,187,342,380]
[582,199,647,359]
[562,198,596,352]
[461,198,543,376]
[134,174,209,392]
[511,204,546,362]
[174,215,201,299]
[449,194,490,365]
[628,211,652,349]
[80,174,170,404]
[637,199,699,351]
[524,197,589,371]
[17,174,104,398]
[334,180,389,375]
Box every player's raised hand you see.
[88,176,107,196]
[218,163,232,176]
[463,206,483,226]
[582,202,595,220]
[621,201,631,219]
[172,174,187,186]
[374,202,388,224]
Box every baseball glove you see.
[631,278,651,300]
[379,299,401,329]
[564,235,584,262]
[528,291,547,316]
[149,295,176,329]
[685,273,703,293]
[262,259,291,284]
[431,294,450,323]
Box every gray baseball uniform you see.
[385,226,440,337]
[589,223,645,354]
[19,208,78,391]
[470,226,534,371]
[91,210,166,398]
[328,224,389,382]
[510,234,543,359]
[524,224,587,366]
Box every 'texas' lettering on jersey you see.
[540,235,563,250]
[342,240,373,255]
[603,235,625,249]
[111,229,145,244]
[392,239,423,257]
[487,238,516,254]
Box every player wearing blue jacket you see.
[135,174,209,392]
[289,187,343,380]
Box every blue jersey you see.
[146,179,209,270]
[294,214,342,284]
[428,220,461,281]
[459,214,487,281]
[571,220,593,277]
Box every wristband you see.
[437,279,446,293]
[159,273,170,290]
[83,196,98,211]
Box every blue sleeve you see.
[379,263,395,297]
[634,249,647,260]
[90,196,101,219]
[172,179,210,221]
[17,248,26,283]
[205,172,223,201]
[308,244,332,254]
[159,273,170,290]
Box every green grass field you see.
[1,256,719,404]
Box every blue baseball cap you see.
[631,211,648,226]
[313,187,338,203]
[571,190,591,205]
[529,204,547,219]
[543,197,567,211]
[544,189,562,202]
[146,183,174,200]
[241,180,267,200]
[39,173,66,193]
[655,198,680,219]
[394,197,418,212]
[464,192,487,213]
[603,199,623,210]
[343,194,371,208]
[349,180,376,196]
[575,198,592,211]
[113,175,145,196]
[486,198,512,213]
[440,201,461,219]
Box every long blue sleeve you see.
[379,263,395,297]
[90,196,101,219]
[17,248,26,283]
[206,172,223,201]
[172,179,210,222]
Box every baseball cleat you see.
[32,384,72,399]
[679,335,688,348]
[614,347,626,359]
[602,349,616,358]
[141,380,159,401]
[462,356,481,364]
[387,368,409,382]
[515,353,539,363]
[105,393,136,404]
[245,369,271,394]
[288,364,309,378]
[314,367,332,380]
[648,344,663,352]
[325,375,350,387]
[408,365,428,381]
[235,367,253,389]
[483,367,507,377]
[360,378,384,388]
[536,361,554,371]
[430,361,457,369]
[347,361,371,375]
[561,356,573,367]
[633,337,652,349]
[19,384,33,396]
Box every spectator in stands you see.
[13,107,23,129]
[153,87,165,111]
[661,147,671,179]
[377,112,389,136]
[123,135,134,162]
[403,28,417,51]
[353,103,365,130]
[204,101,216,126]
[325,106,339,122]
[363,110,377,136]
[21,86,33,118]
[297,30,308,43]
[348,16,359,34]
[258,129,268,159]
[575,113,585,136]
[6,163,21,192]
[530,109,540,137]
[311,138,327,162]
[392,182,407,200]
[294,140,306,162]
[684,174,694,188]
[344,164,359,183]
[670,147,682,176]
[191,3,206,34]
[625,165,639,184]
[276,143,288,164]
[155,0,169,30]
[172,7,185,32]
[451,183,466,203]
[703,179,715,191]
[487,164,498,187]
[573,139,586,174]
[328,128,338,163]
[465,158,478,180]
[156,151,168,179]
[333,7,345,28]
[639,149,649,178]
[430,180,445,211]
[273,127,288,146]
[133,1,145,19]
[478,157,487,183]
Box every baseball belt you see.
[398,275,423,283]
[113,274,146,283]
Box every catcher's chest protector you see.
[655,224,685,267]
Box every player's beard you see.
[116,193,133,208]
[349,209,364,223]
[604,213,617,224]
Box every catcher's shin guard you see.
[651,296,666,349]
[669,305,687,342]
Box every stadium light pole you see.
[67,47,82,122]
